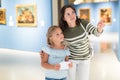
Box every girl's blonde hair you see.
[46,25,61,46]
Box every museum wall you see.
[118,0,120,61]
[0,0,52,52]
[75,1,119,32]
[0,0,119,61]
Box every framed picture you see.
[0,0,1,7]
[16,4,37,27]
[100,8,112,24]
[99,42,112,53]
[0,8,6,24]
[79,8,90,22]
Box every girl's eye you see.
[61,32,63,34]
[56,33,59,36]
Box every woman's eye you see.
[72,11,75,14]
[66,13,70,16]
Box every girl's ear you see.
[49,36,52,40]
[49,37,53,43]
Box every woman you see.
[59,5,105,80]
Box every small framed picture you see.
[0,8,6,24]
[16,4,37,27]
[99,42,112,53]
[79,8,90,22]
[100,8,112,24]
[0,0,1,7]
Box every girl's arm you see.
[41,51,60,70]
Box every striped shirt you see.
[63,19,102,60]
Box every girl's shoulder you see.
[41,45,50,49]
[41,45,52,54]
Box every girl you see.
[41,25,72,80]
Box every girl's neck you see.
[51,43,65,49]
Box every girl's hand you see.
[68,62,72,68]
[54,64,60,70]
[39,51,45,58]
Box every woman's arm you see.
[65,56,72,68]
[85,20,105,37]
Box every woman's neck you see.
[68,22,76,28]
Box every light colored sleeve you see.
[41,46,50,55]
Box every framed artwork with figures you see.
[99,42,112,53]
[0,8,6,24]
[79,8,90,22]
[0,0,1,7]
[100,8,112,25]
[16,4,37,27]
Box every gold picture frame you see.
[79,8,90,22]
[100,8,112,25]
[99,42,112,53]
[16,4,37,27]
[0,8,6,24]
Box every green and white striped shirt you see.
[63,19,102,60]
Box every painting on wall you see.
[79,8,90,22]
[0,8,6,24]
[16,4,37,27]
[99,42,112,53]
[0,0,1,7]
[100,8,112,24]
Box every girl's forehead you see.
[52,28,61,33]
[55,28,61,31]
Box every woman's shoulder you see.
[80,19,89,24]
[80,19,90,28]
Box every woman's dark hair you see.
[59,5,81,31]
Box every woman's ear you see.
[63,17,66,21]
[63,18,65,21]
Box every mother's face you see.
[63,8,76,25]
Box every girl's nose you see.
[61,34,64,38]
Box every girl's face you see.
[50,28,64,45]
[64,8,76,25]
